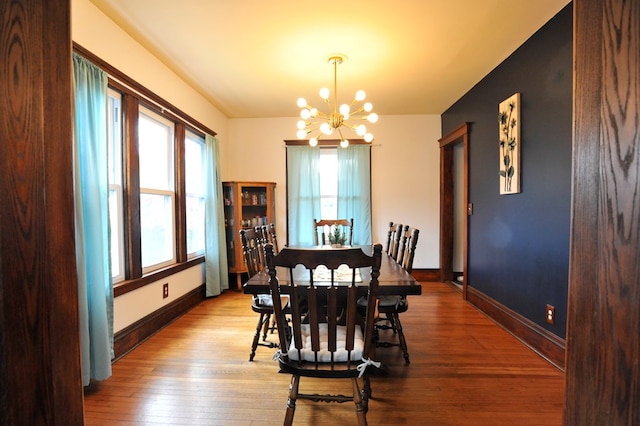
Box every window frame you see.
[73,44,217,297]
[138,106,177,273]
[184,130,206,258]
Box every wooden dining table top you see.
[242,245,422,297]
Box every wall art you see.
[499,92,521,194]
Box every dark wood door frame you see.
[438,123,470,298]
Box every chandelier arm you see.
[333,58,339,114]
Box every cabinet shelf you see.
[223,181,276,289]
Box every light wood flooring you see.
[83,282,565,425]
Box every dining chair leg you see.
[250,312,273,361]
[284,375,300,426]
[393,313,410,364]
[352,377,368,426]
[261,313,271,341]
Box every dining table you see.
[242,244,422,297]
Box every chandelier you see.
[296,55,378,148]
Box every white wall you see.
[225,115,441,268]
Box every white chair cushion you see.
[254,294,289,308]
[288,323,364,362]
[255,294,274,307]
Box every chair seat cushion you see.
[254,294,289,307]
[255,294,275,307]
[357,295,406,308]
[288,324,364,362]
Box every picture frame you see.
[499,92,521,194]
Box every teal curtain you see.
[287,146,321,246]
[337,145,372,245]
[204,134,229,296]
[72,53,113,385]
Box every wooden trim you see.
[175,123,187,263]
[466,287,565,370]
[113,285,206,360]
[284,139,367,146]
[410,269,441,282]
[438,123,470,298]
[114,256,204,297]
[1,0,84,422]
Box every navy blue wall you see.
[441,3,572,338]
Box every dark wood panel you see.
[0,0,83,423]
[565,0,640,423]
[85,282,564,425]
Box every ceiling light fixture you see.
[296,55,378,148]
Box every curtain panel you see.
[286,146,322,246]
[337,145,372,245]
[72,53,113,385]
[204,134,229,296]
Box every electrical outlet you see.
[546,304,555,324]
[163,283,169,299]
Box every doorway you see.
[438,123,469,298]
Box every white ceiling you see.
[88,0,570,118]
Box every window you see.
[138,107,176,272]
[185,131,205,256]
[319,148,338,219]
[285,141,372,246]
[107,88,124,282]
[74,47,218,295]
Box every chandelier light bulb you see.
[367,112,379,123]
[297,129,307,139]
[309,137,318,147]
[340,139,349,148]
[356,124,366,136]
[355,90,366,101]
[339,104,350,116]
[297,97,307,108]
[320,122,332,135]
[364,133,373,143]
[297,120,306,129]
[363,102,373,112]
[310,108,318,117]
[319,87,330,100]
[300,108,311,119]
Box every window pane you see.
[186,195,205,254]
[185,131,205,255]
[107,88,124,282]
[109,187,122,279]
[319,149,338,218]
[139,110,174,190]
[140,192,175,269]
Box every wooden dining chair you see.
[266,243,383,426]
[385,222,404,260]
[373,227,420,364]
[240,228,284,361]
[313,218,354,246]
[395,224,410,264]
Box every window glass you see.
[319,148,338,219]
[185,131,205,256]
[139,107,176,271]
[107,88,124,282]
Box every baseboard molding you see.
[466,286,566,371]
[411,268,440,282]
[113,286,206,361]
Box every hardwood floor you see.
[83,282,565,425]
